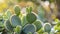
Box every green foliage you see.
[21,16,28,27]
[4,20,13,31]
[14,5,21,16]
[10,15,21,27]
[26,7,32,14]
[26,13,37,23]
[34,32,39,34]
[44,23,51,33]
[14,25,22,34]
[6,10,12,19]
[0,5,59,34]
[37,6,46,22]
[23,24,36,34]
[54,21,60,32]
[33,20,42,31]
[27,32,32,34]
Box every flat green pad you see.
[10,15,21,27]
[14,6,20,16]
[44,23,51,33]
[4,20,13,31]
[26,13,37,23]
[23,24,36,34]
[33,20,42,31]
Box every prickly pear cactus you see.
[0,15,4,31]
[14,5,21,16]
[23,24,36,34]
[34,32,39,34]
[26,7,32,13]
[4,20,13,31]
[21,16,28,27]
[44,23,51,33]
[10,15,21,27]
[27,32,32,34]
[14,25,22,34]
[26,13,37,23]
[0,3,58,34]
[5,10,12,19]
[33,20,42,31]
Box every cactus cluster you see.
[0,5,53,34]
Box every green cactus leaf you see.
[27,32,32,34]
[37,6,46,22]
[4,20,13,31]
[14,25,22,34]
[21,16,28,27]
[23,24,36,34]
[0,27,4,32]
[34,32,39,34]
[10,15,21,27]
[26,7,32,14]
[44,23,51,33]
[33,20,42,31]
[0,21,4,31]
[6,10,12,18]
[26,13,37,23]
[14,5,20,16]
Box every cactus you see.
[23,24,36,34]
[34,32,39,34]
[0,4,59,34]
[26,7,32,13]
[5,10,12,19]
[44,23,51,33]
[21,16,28,27]
[0,27,4,32]
[4,19,13,31]
[14,5,21,16]
[26,13,37,23]
[33,20,42,31]
[10,15,21,27]
[14,25,22,34]
[0,15,4,31]
[27,32,32,34]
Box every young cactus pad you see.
[10,15,21,27]
[26,7,32,13]
[27,32,32,34]
[33,20,42,31]
[26,13,37,23]
[14,25,22,34]
[22,16,28,27]
[44,23,51,33]
[14,5,20,16]
[4,20,13,31]
[23,24,36,34]
[5,10,12,18]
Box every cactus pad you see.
[33,20,42,31]
[14,25,22,34]
[14,5,20,16]
[10,15,21,27]
[26,13,37,23]
[23,24,36,34]
[4,20,13,31]
[44,23,51,33]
